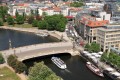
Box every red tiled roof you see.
[80,16,109,27]
[65,16,74,19]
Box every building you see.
[75,7,120,52]
[75,10,110,43]
[97,25,120,52]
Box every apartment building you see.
[97,25,120,52]
[75,10,110,43]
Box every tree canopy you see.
[101,52,120,69]
[16,15,24,24]
[7,55,27,73]
[28,62,61,80]
[7,16,14,25]
[84,42,100,52]
[0,53,5,64]
[70,1,84,7]
[39,14,67,32]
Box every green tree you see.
[16,15,24,24]
[28,62,61,80]
[32,20,38,27]
[46,74,60,80]
[7,55,27,73]
[7,55,17,68]
[90,42,100,52]
[38,20,48,29]
[30,9,34,15]
[44,15,67,31]
[0,53,4,64]
[56,21,65,32]
[70,2,84,7]
[15,61,27,73]
[27,16,34,24]
[7,16,14,25]
[0,6,8,22]
[42,12,47,20]
[84,43,90,51]
[15,10,19,18]
[0,18,3,26]
[22,12,26,21]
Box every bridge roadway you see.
[1,42,73,61]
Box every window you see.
[93,37,96,40]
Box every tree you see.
[84,43,90,51]
[28,62,61,80]
[56,21,65,32]
[46,74,60,80]
[35,9,39,17]
[22,12,26,21]
[38,20,48,29]
[7,55,17,68]
[0,53,4,64]
[15,10,19,18]
[27,15,34,24]
[42,12,47,20]
[7,16,14,25]
[30,9,34,16]
[70,2,84,7]
[90,42,100,52]
[16,15,24,24]
[0,6,8,22]
[7,55,27,73]
[15,61,27,73]
[32,20,38,27]
[0,18,3,26]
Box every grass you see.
[4,22,33,28]
[0,67,21,80]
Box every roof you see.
[80,15,109,27]
[65,16,74,19]
[53,7,61,12]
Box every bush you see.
[32,20,38,27]
[0,53,5,64]
[7,55,27,73]
[15,61,27,73]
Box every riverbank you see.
[80,51,120,80]
[0,26,70,42]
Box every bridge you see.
[1,42,75,61]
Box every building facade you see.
[97,25,120,52]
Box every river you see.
[0,29,112,80]
[23,54,112,80]
[0,29,58,50]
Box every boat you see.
[51,57,67,69]
[86,62,104,77]
[36,33,48,37]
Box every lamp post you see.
[9,39,12,49]
[13,47,16,56]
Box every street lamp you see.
[13,47,16,56]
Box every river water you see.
[0,29,112,80]
[23,54,112,80]
[0,29,58,50]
